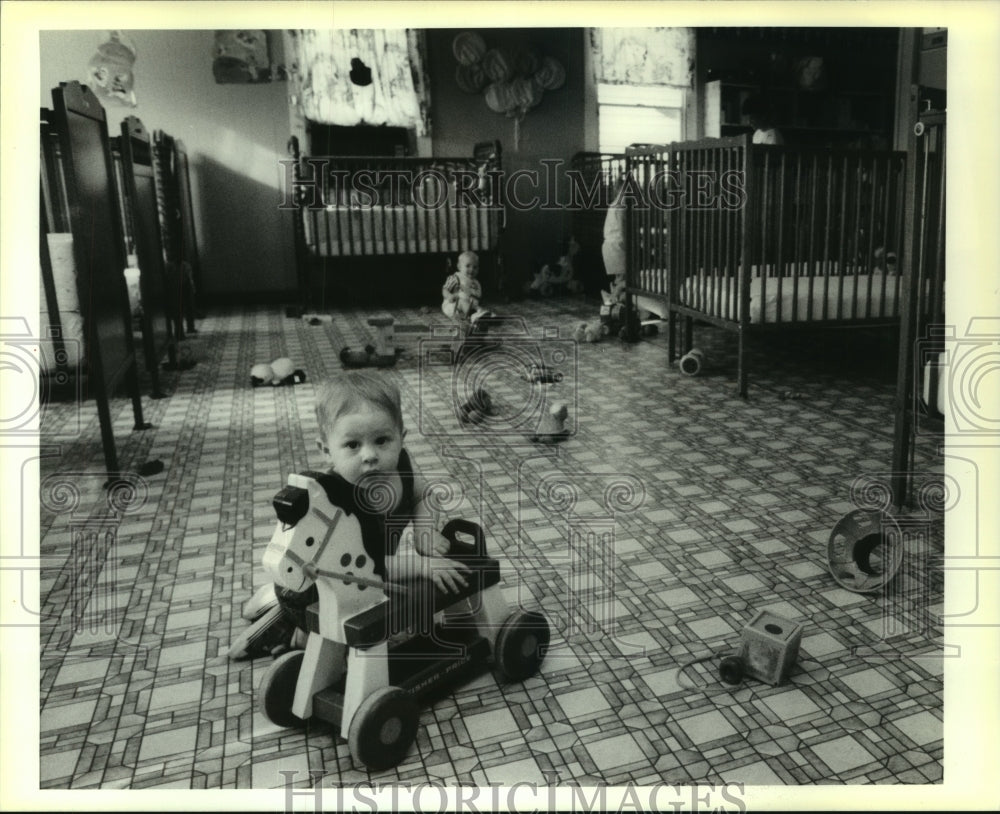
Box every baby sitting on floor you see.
[442,250,488,324]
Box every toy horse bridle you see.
[275,485,385,591]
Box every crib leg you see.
[683,317,693,354]
[737,330,748,399]
[667,311,677,362]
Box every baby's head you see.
[456,251,479,280]
[315,371,405,484]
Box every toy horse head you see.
[263,472,385,641]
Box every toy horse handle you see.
[440,519,487,559]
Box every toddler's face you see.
[321,403,403,485]
[457,253,479,280]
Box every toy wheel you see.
[719,655,745,686]
[259,649,306,728]
[495,610,550,682]
[348,687,420,771]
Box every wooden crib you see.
[110,116,182,397]
[40,81,149,475]
[152,130,201,336]
[288,139,504,310]
[625,135,909,396]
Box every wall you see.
[425,28,586,296]
[40,30,296,299]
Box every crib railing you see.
[294,149,504,259]
[747,144,907,322]
[626,136,908,326]
[891,109,946,508]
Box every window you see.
[597,83,685,154]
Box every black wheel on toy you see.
[348,686,420,771]
[719,655,745,686]
[259,649,306,728]
[495,610,550,682]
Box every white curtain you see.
[288,29,430,135]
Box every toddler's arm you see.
[386,549,471,594]
[411,472,451,557]
[384,471,471,593]
[442,273,460,299]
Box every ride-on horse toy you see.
[257,472,551,771]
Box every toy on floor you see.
[678,348,705,376]
[523,362,563,384]
[677,609,805,690]
[529,402,570,444]
[256,471,551,771]
[340,316,399,368]
[458,387,495,424]
[717,610,804,687]
[585,273,647,343]
[251,357,307,387]
[526,238,581,297]
[827,508,903,593]
[573,321,602,344]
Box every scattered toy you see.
[251,358,307,387]
[529,402,570,444]
[340,316,399,368]
[458,387,496,424]
[524,363,563,384]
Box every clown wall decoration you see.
[86,31,138,107]
[213,30,275,83]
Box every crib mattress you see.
[669,270,904,324]
[681,272,903,323]
[39,233,84,372]
[304,204,499,257]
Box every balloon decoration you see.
[452,31,487,66]
[451,31,567,149]
[455,63,487,94]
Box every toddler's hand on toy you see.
[413,529,451,558]
[425,556,471,594]
[431,532,451,558]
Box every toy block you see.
[738,610,803,686]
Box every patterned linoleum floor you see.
[37,298,945,790]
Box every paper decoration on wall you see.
[86,31,138,107]
[451,31,566,150]
[591,28,693,88]
[213,30,273,83]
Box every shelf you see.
[712,81,887,98]
[704,79,891,142]
[721,123,882,134]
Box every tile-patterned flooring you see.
[35,298,946,791]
